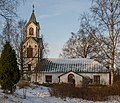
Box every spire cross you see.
[32,4,34,12]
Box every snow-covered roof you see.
[48,58,95,64]
[35,58,109,73]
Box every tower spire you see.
[32,4,34,12]
[27,4,37,24]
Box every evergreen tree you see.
[0,42,20,93]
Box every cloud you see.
[40,13,61,19]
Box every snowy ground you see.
[0,85,120,103]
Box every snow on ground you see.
[0,85,120,103]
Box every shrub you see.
[17,80,30,88]
[49,83,76,98]
[49,81,120,101]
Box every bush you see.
[49,83,76,98]
[49,81,120,101]
[17,80,30,88]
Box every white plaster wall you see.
[31,72,45,84]
[79,73,110,85]
[59,72,83,87]
[36,72,44,83]
[31,73,36,82]
[35,72,83,87]
[44,73,62,83]
[35,72,62,84]
[33,72,110,86]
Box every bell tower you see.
[26,5,40,38]
[21,5,43,81]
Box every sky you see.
[18,0,91,58]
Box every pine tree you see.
[0,42,20,93]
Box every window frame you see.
[27,47,33,58]
[45,75,52,83]
[28,64,31,71]
[29,27,34,35]
[94,75,100,85]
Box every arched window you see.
[29,27,34,35]
[27,47,33,58]
[68,74,75,85]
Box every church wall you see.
[35,72,62,84]
[79,72,110,85]
[23,56,38,72]
[31,72,45,84]
[22,38,39,71]
[59,71,83,87]
[31,73,36,82]
[43,72,62,83]
[34,72,110,86]
[23,38,38,55]
[27,23,37,38]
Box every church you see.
[21,8,113,87]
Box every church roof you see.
[33,37,42,43]
[26,8,39,27]
[21,37,42,46]
[29,10,37,24]
[35,58,109,73]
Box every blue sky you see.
[18,0,91,58]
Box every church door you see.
[68,74,75,85]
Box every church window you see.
[27,47,33,58]
[35,45,37,47]
[68,74,75,85]
[94,75,100,84]
[45,75,52,83]
[29,27,34,35]
[28,64,31,71]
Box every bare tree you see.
[0,0,25,52]
[0,0,17,20]
[60,13,110,67]
[14,20,27,79]
[0,0,26,20]
[61,31,97,58]
[90,0,120,71]
[0,19,26,78]
[78,13,111,67]
[0,19,17,52]
[65,0,120,71]
[41,35,49,58]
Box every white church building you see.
[21,8,113,87]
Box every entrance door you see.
[68,74,75,85]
